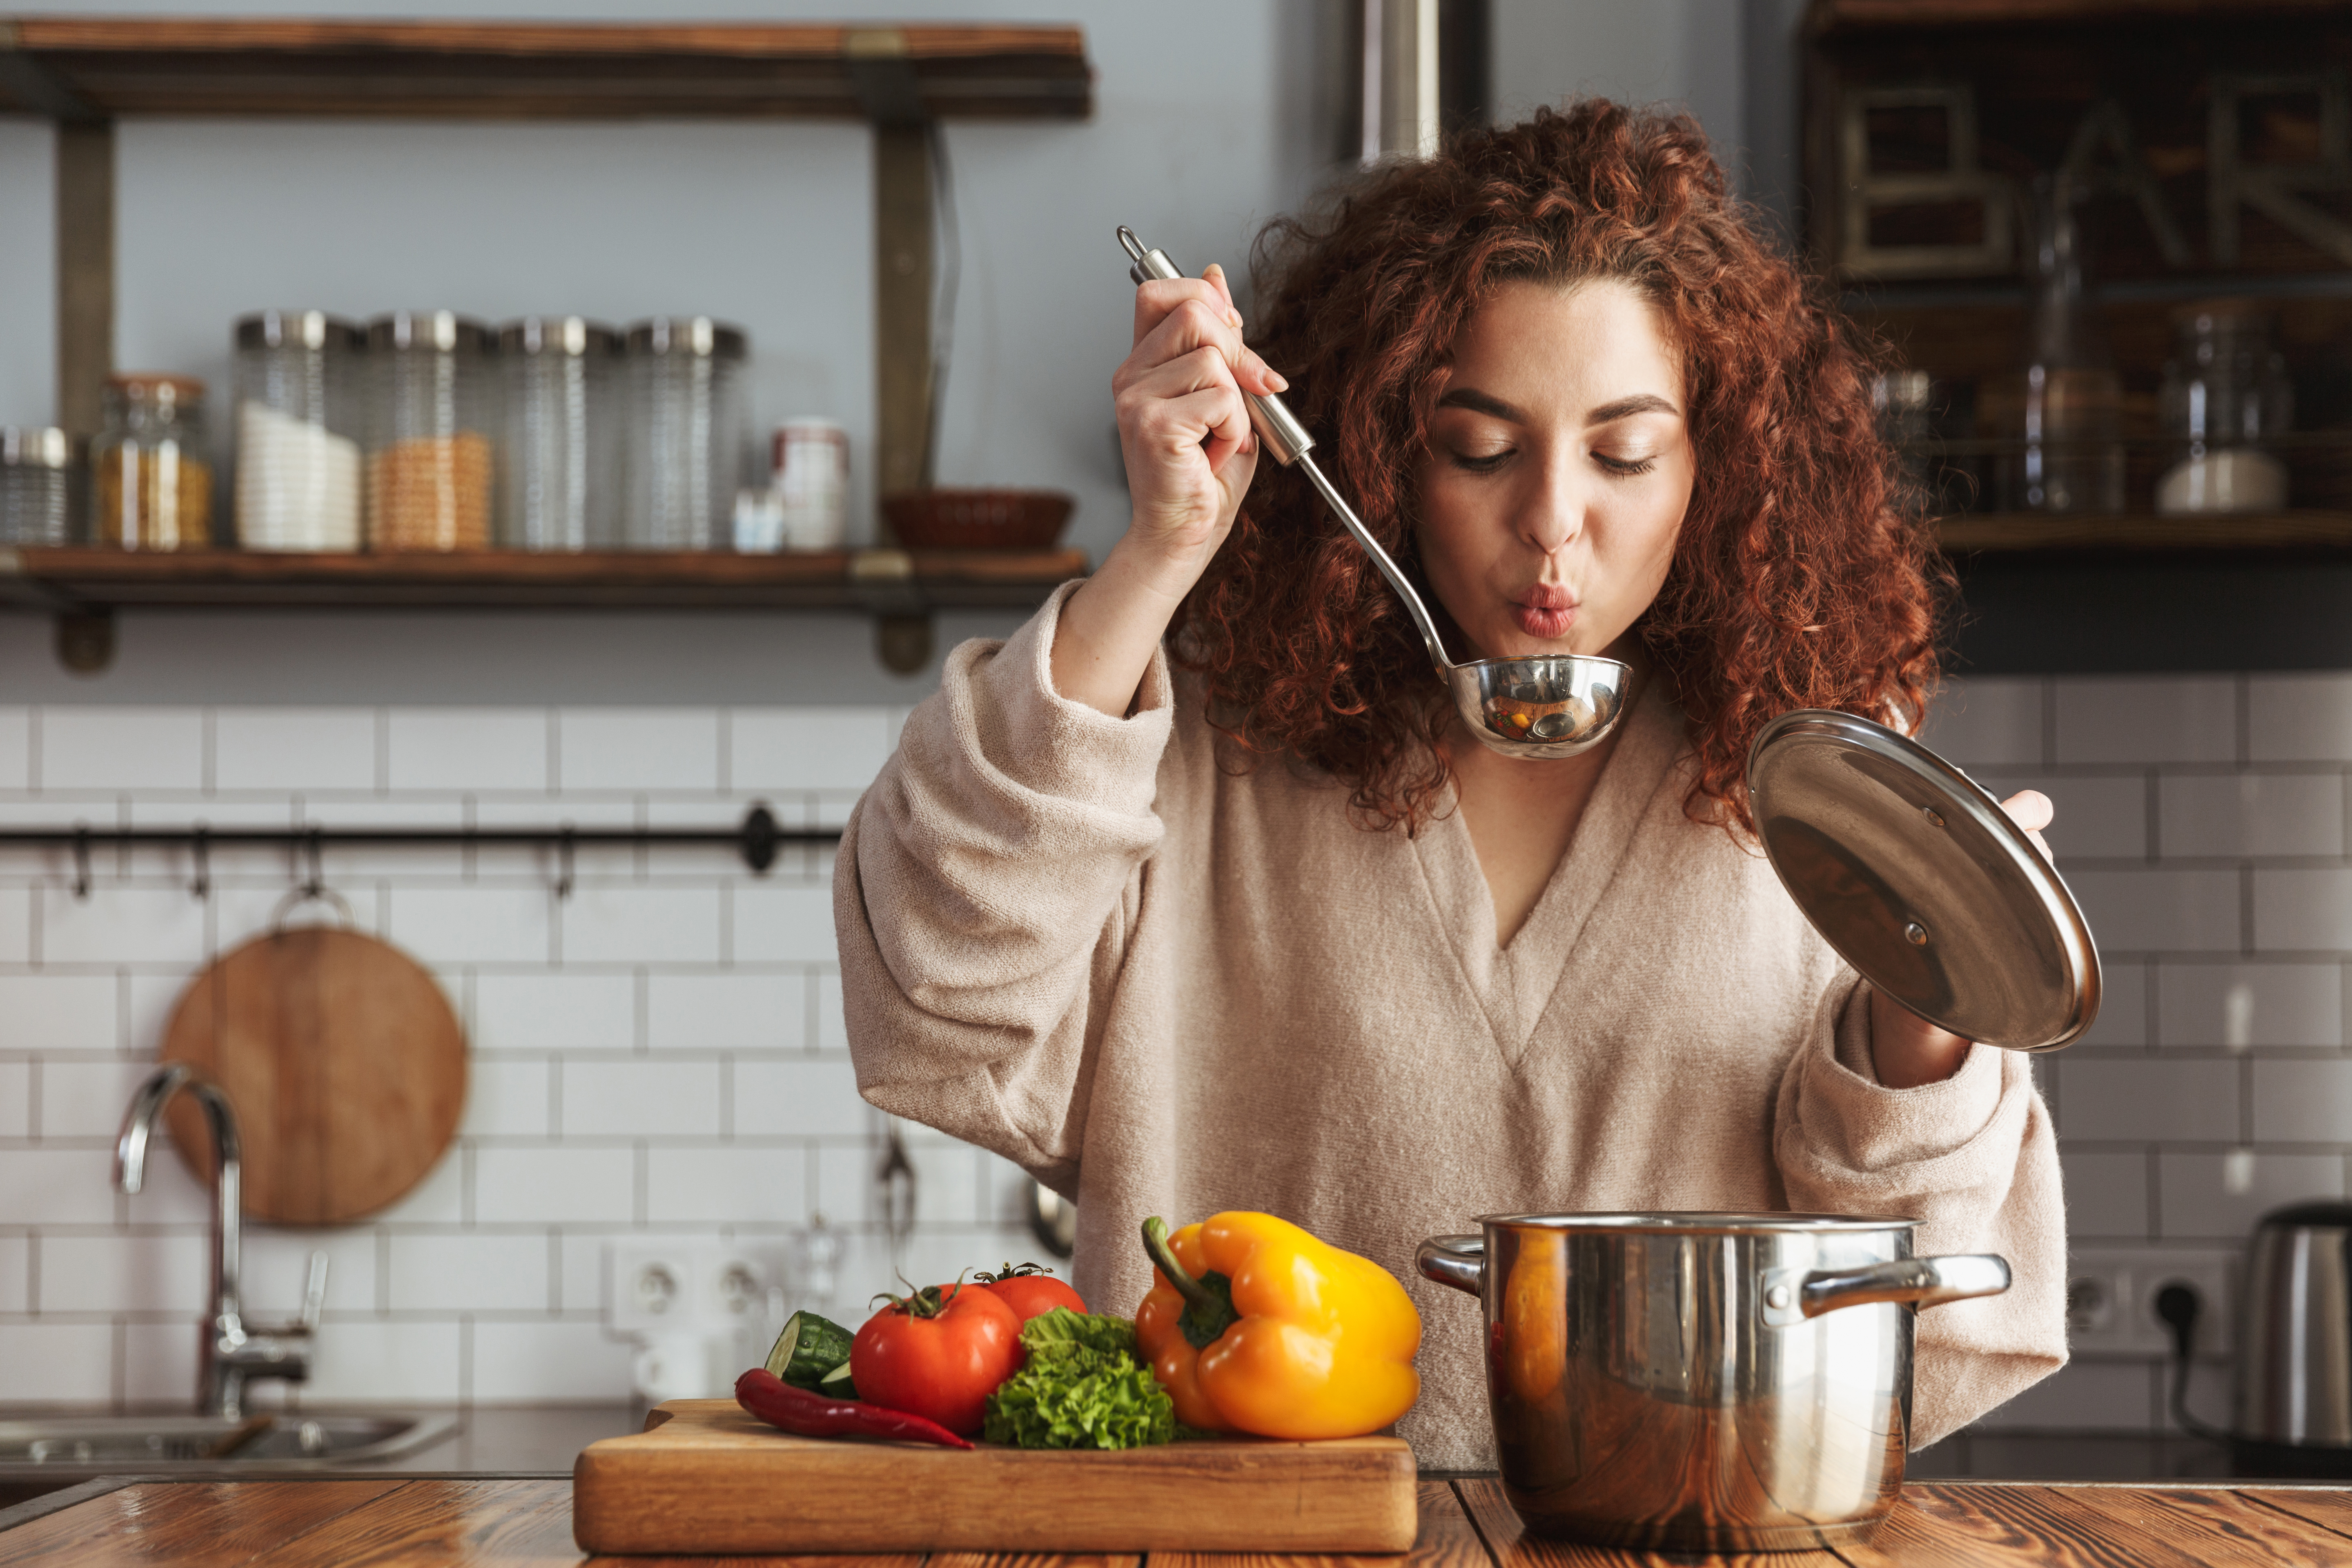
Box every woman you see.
[836,103,2064,1467]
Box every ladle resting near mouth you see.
[1117,226,1630,760]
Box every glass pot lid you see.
[1747,710,2100,1053]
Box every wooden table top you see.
[5,1472,2352,1566]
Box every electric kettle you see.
[2233,1202,2352,1476]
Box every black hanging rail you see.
[0,804,839,898]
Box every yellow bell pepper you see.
[1134,1212,1421,1440]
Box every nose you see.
[1519,447,1585,557]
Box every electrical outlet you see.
[2067,1247,2237,1359]
[608,1243,785,1334]
[609,1244,695,1333]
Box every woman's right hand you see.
[1109,263,1289,595]
[1052,262,1287,717]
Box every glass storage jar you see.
[2157,303,2294,515]
[0,427,74,545]
[365,310,494,551]
[1982,174,2124,514]
[90,373,213,550]
[624,316,747,550]
[235,309,363,552]
[498,316,620,550]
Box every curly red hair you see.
[1169,101,1948,835]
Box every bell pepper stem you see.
[1142,1216,1221,1315]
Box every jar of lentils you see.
[90,373,213,550]
[365,310,494,551]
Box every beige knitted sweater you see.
[836,584,2066,1469]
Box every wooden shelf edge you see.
[1810,0,2342,33]
[0,16,1094,120]
[0,545,1089,612]
[1935,512,2352,554]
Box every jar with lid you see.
[1982,174,2125,514]
[90,374,214,549]
[499,316,620,550]
[0,427,74,545]
[365,310,495,551]
[624,316,748,550]
[235,309,363,552]
[2156,303,2294,515]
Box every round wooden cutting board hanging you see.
[159,900,466,1225]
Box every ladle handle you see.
[1117,226,1312,467]
[1114,225,1458,674]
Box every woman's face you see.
[1416,278,1693,663]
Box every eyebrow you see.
[1435,387,1682,425]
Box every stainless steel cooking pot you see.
[1417,1214,2011,1553]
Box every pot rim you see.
[1473,1211,1920,1234]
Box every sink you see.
[0,1412,461,1469]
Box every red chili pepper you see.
[733,1367,974,1450]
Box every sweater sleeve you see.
[1773,978,2068,1448]
[834,582,1174,1195]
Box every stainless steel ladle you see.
[1118,226,1631,760]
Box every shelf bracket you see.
[848,548,933,674]
[55,118,114,441]
[0,22,104,121]
[850,30,933,537]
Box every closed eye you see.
[1449,448,1512,474]
[1595,452,1657,476]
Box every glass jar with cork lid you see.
[89,373,214,549]
[365,310,494,551]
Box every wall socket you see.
[608,1243,784,1336]
[2066,1247,2237,1359]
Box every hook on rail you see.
[555,825,576,901]
[71,824,90,900]
[190,825,209,902]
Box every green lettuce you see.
[982,1308,1175,1450]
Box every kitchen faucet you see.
[116,1063,328,1420]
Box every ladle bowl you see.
[1451,655,1631,759]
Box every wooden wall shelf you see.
[1935,512,2352,553]
[0,545,1087,673]
[0,546,1087,612]
[0,17,1091,120]
[0,16,1096,620]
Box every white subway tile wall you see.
[1922,675,2352,1433]
[0,702,1042,1411]
[8,679,2352,1427]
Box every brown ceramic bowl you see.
[881,488,1074,550]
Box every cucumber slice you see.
[764,1311,857,1389]
[817,1357,860,1401]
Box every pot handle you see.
[1761,1254,2010,1327]
[1417,1235,1486,1295]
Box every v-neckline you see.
[1410,684,1686,1064]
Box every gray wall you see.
[0,0,1780,706]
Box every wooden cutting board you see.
[159,924,466,1225]
[570,1399,1419,1556]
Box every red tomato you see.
[984,1273,1086,1323]
[849,1282,1023,1436]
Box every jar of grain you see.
[498,316,621,550]
[235,309,363,552]
[0,427,74,545]
[623,316,747,550]
[365,310,494,551]
[90,374,213,550]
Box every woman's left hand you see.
[1868,790,2056,1089]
